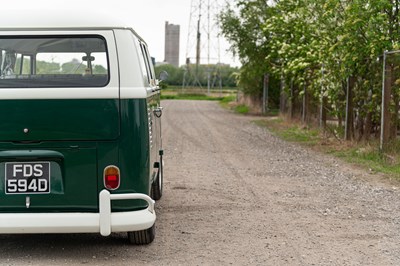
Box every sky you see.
[3,0,239,67]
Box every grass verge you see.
[161,87,242,113]
[329,144,400,176]
[161,93,225,101]
[161,87,237,102]
[254,118,400,179]
[234,104,250,114]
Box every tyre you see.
[151,156,163,200]
[127,224,155,245]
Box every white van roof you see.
[0,10,133,31]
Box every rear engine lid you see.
[0,99,119,142]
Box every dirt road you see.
[1,100,400,265]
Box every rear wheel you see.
[151,155,163,200]
[127,224,155,245]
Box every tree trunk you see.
[364,111,373,141]
[320,96,327,131]
[289,79,295,120]
[280,76,288,115]
[357,111,364,142]
[345,77,355,141]
[302,82,309,124]
[391,97,399,139]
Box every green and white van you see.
[0,15,163,244]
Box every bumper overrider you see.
[0,190,156,235]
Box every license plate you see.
[5,162,50,194]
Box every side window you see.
[141,44,155,80]
[138,42,155,86]
[137,42,149,84]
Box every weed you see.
[234,104,249,114]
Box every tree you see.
[219,1,280,105]
[154,63,239,88]
[219,0,400,139]
[36,60,60,74]
[155,64,184,86]
[61,59,86,74]
[93,64,107,74]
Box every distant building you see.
[164,21,180,67]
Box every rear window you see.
[0,35,109,88]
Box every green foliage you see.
[220,0,400,137]
[218,1,283,106]
[219,95,237,109]
[220,95,236,104]
[219,1,271,78]
[61,59,86,74]
[10,52,109,76]
[155,64,184,86]
[93,65,107,74]
[330,146,400,177]
[160,93,223,101]
[154,63,238,88]
[14,58,30,74]
[234,104,249,114]
[254,119,319,144]
[37,60,60,74]
[16,58,107,75]
[160,90,235,102]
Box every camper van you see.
[0,14,163,244]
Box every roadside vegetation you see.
[161,87,238,106]
[219,0,400,144]
[155,64,239,88]
[215,0,400,179]
[161,93,225,101]
[161,87,254,115]
[255,118,400,178]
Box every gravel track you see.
[1,100,400,265]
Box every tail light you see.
[104,165,120,190]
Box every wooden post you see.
[345,76,355,141]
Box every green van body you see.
[0,17,163,244]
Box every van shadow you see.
[0,233,143,261]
